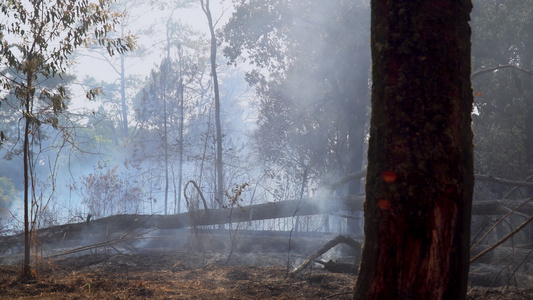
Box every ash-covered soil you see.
[0,251,355,299]
[0,251,532,299]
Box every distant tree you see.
[201,0,224,209]
[134,55,198,214]
[354,1,473,299]
[470,0,533,199]
[79,0,175,144]
[0,0,132,279]
[0,176,17,219]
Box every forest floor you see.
[0,250,533,299]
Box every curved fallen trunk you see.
[2,195,533,256]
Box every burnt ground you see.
[1,251,356,299]
[2,227,533,299]
[1,250,533,299]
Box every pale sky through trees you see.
[73,2,229,86]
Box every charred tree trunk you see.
[354,1,474,300]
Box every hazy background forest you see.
[0,0,532,240]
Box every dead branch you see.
[47,227,155,258]
[328,171,533,193]
[505,174,533,199]
[290,235,361,275]
[184,180,210,210]
[472,198,533,215]
[327,169,366,191]
[470,214,533,264]
[475,174,533,188]
[471,196,533,251]
[471,64,533,80]
[325,171,533,191]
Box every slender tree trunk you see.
[354,1,474,299]
[519,35,533,243]
[120,54,128,138]
[23,99,31,278]
[176,45,185,214]
[163,68,169,215]
[523,31,533,167]
[23,71,34,278]
[202,0,223,209]
[120,25,129,139]
[345,119,365,235]
[177,75,184,214]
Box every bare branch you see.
[471,64,533,80]
[470,213,533,264]
[475,174,533,187]
[470,196,533,251]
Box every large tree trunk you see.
[354,1,474,299]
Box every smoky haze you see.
[0,0,371,239]
[0,3,372,274]
[2,0,533,294]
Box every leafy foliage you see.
[0,0,134,144]
[133,58,198,167]
[223,0,370,189]
[0,0,134,277]
[0,176,17,215]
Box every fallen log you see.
[315,259,358,274]
[290,235,361,275]
[0,196,360,254]
[2,195,533,255]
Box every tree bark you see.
[354,1,474,299]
